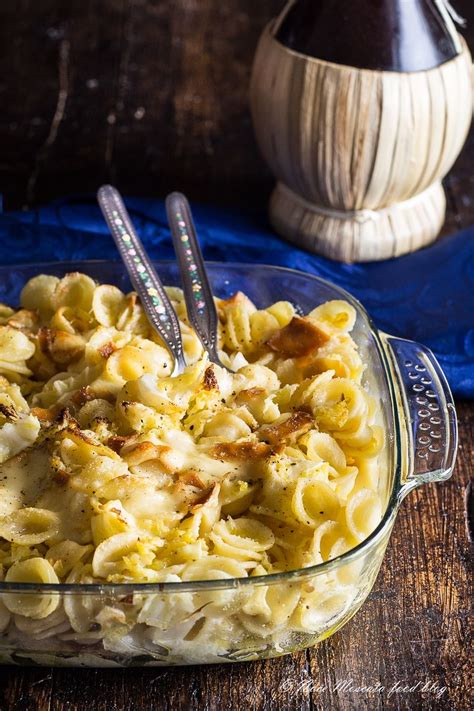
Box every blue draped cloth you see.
[0,196,472,398]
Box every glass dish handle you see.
[383,335,458,497]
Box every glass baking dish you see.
[0,261,457,667]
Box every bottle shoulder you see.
[275,0,460,72]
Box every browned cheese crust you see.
[266,316,329,358]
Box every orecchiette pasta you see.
[0,272,386,661]
[4,558,60,618]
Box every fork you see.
[97,185,187,375]
[166,191,227,370]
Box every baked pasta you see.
[0,272,385,662]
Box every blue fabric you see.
[0,196,472,397]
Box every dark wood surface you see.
[0,1,473,710]
[0,0,285,211]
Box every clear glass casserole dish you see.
[0,261,457,667]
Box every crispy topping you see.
[235,387,266,403]
[52,416,120,459]
[56,408,75,427]
[218,292,256,322]
[203,366,218,391]
[50,453,70,486]
[258,411,314,445]
[174,469,206,491]
[191,482,220,508]
[106,435,130,453]
[122,442,178,473]
[38,327,85,365]
[0,403,18,421]
[52,468,70,486]
[30,406,58,425]
[71,386,98,407]
[209,441,273,461]
[122,442,163,466]
[266,316,330,358]
[219,292,249,309]
[63,424,96,444]
[98,342,117,359]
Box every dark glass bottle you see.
[276,0,460,72]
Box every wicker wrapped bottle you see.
[250,0,473,262]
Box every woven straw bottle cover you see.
[250,0,473,262]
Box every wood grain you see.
[0,1,473,709]
[0,0,282,211]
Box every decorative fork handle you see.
[166,192,223,367]
[97,185,186,376]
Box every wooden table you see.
[0,2,472,709]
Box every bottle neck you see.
[275,0,461,72]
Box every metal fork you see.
[97,185,187,375]
[166,191,227,370]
